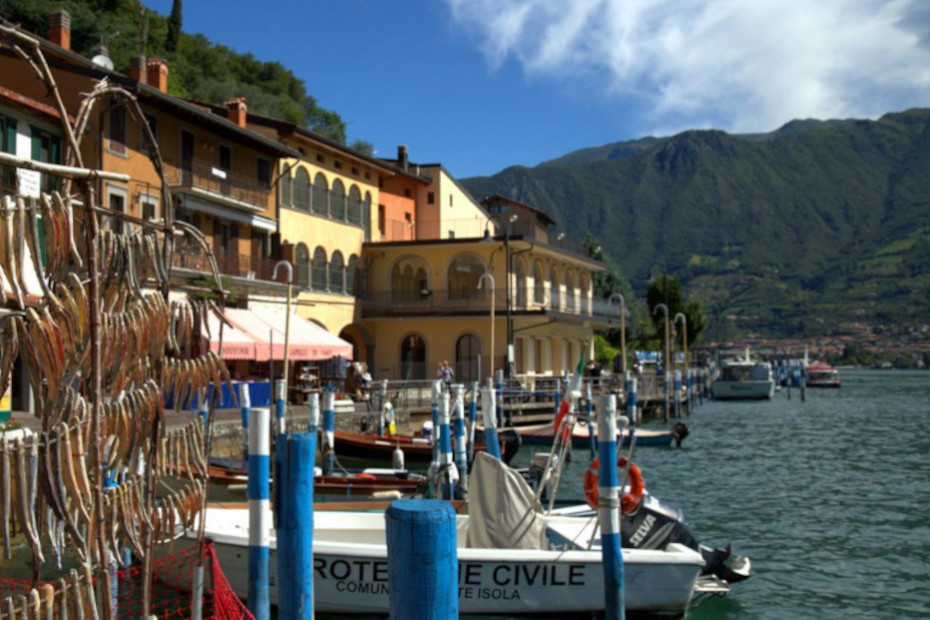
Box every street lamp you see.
[272,260,294,389]
[674,312,688,370]
[608,293,627,376]
[477,272,495,380]
[653,303,670,420]
[504,213,518,378]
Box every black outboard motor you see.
[621,494,751,583]
[671,422,690,447]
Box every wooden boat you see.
[333,430,519,464]
[201,458,427,497]
[511,421,688,449]
[806,361,841,388]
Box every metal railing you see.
[164,158,271,209]
[171,248,279,280]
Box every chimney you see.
[398,145,408,171]
[225,97,248,128]
[48,9,71,51]
[130,55,147,84]
[147,58,169,93]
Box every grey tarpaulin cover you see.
[466,452,548,550]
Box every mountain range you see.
[460,109,930,341]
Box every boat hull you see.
[199,508,702,614]
[711,380,774,400]
[514,423,679,448]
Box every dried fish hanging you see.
[0,23,232,620]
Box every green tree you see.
[165,0,181,52]
[350,139,375,157]
[646,276,706,348]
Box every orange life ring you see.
[583,455,644,513]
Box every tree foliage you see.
[165,0,180,52]
[1,0,349,142]
[645,276,706,348]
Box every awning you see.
[222,308,353,361]
[201,310,258,360]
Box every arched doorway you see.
[455,334,481,383]
[400,334,426,380]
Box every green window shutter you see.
[2,116,15,153]
[50,136,60,164]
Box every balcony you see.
[380,216,598,260]
[360,287,616,324]
[164,158,271,212]
[171,247,280,281]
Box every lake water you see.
[519,369,930,619]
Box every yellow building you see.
[361,187,614,383]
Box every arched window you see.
[346,255,359,296]
[455,334,481,384]
[580,274,590,314]
[347,185,362,225]
[550,266,561,310]
[400,334,426,380]
[331,179,346,221]
[533,261,545,304]
[448,254,485,300]
[312,173,328,215]
[514,259,527,310]
[391,258,428,301]
[295,243,310,288]
[565,271,576,310]
[330,251,345,294]
[293,167,310,211]
[363,192,372,241]
[311,246,327,291]
[280,169,292,207]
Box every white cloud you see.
[446,0,930,134]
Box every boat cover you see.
[466,452,547,550]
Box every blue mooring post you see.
[275,379,286,436]
[438,392,458,500]
[467,381,478,460]
[322,391,335,475]
[452,384,468,497]
[685,368,694,416]
[586,382,596,459]
[429,381,442,481]
[240,383,251,459]
[378,379,388,436]
[495,369,506,428]
[385,500,458,619]
[800,361,807,402]
[674,370,682,418]
[247,407,271,620]
[481,379,502,460]
[626,373,638,430]
[200,388,209,434]
[276,432,316,619]
[597,394,625,620]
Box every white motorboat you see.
[191,454,709,615]
[712,349,775,400]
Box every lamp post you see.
[674,312,688,370]
[653,303,670,421]
[608,293,627,376]
[477,272,495,381]
[504,213,518,378]
[272,260,294,393]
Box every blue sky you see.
[142,0,930,179]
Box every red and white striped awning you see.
[216,308,352,361]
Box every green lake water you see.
[519,369,930,619]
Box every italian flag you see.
[553,352,585,441]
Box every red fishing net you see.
[0,540,252,620]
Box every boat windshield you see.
[720,364,771,381]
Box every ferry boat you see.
[805,361,841,388]
[712,349,775,400]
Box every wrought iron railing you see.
[164,158,271,209]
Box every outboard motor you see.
[497,429,522,465]
[671,422,690,447]
[621,493,751,583]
